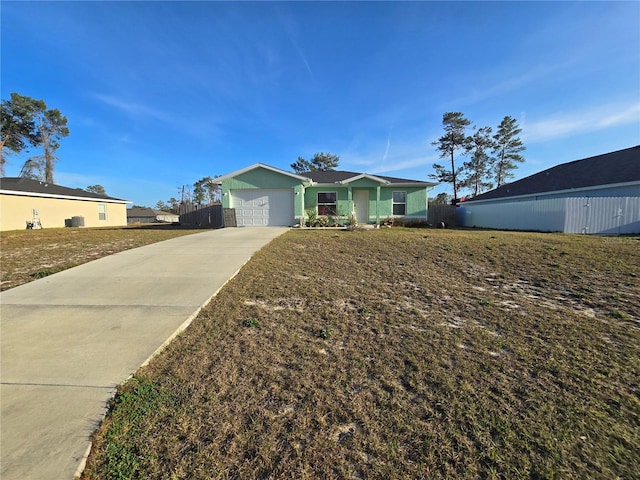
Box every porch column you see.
[376,186,381,224]
[300,185,305,226]
[347,186,353,216]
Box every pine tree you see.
[430,112,471,200]
[492,116,525,187]
[0,93,69,182]
[291,152,339,174]
[462,126,495,197]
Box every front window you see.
[317,192,337,215]
[392,191,406,215]
[98,204,107,221]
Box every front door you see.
[353,190,369,224]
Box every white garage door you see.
[230,189,295,226]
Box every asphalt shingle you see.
[0,177,126,201]
[467,145,640,202]
[303,170,429,184]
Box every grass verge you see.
[79,228,639,479]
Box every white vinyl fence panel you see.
[458,198,565,232]
[458,196,640,234]
[564,197,640,234]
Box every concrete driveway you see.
[0,227,287,480]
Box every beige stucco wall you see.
[0,193,128,231]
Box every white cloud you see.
[289,35,314,81]
[277,8,314,83]
[524,101,640,143]
[382,135,391,163]
[343,138,438,177]
[55,171,105,189]
[372,156,436,174]
[452,61,573,107]
[91,93,223,142]
[92,94,171,122]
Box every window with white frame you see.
[392,191,406,215]
[98,204,107,221]
[317,192,337,215]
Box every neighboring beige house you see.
[0,177,129,231]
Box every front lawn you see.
[82,229,639,479]
[0,225,205,291]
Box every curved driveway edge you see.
[0,227,287,480]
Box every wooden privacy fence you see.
[428,204,457,227]
[179,203,225,228]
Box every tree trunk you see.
[450,150,457,199]
[38,121,55,183]
[497,150,505,187]
[0,139,6,176]
[44,149,54,183]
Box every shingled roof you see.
[303,170,434,185]
[0,177,127,202]
[127,207,176,217]
[467,145,640,202]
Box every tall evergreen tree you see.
[291,152,339,174]
[430,112,471,200]
[462,126,495,197]
[193,176,220,204]
[18,158,44,179]
[34,102,69,183]
[430,192,453,205]
[86,185,107,195]
[1,93,69,183]
[0,93,39,175]
[492,116,525,187]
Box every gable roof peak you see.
[302,169,436,186]
[215,163,311,182]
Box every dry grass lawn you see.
[0,225,205,291]
[79,228,640,479]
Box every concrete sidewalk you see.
[0,227,287,480]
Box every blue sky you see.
[2,1,639,206]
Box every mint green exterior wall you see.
[378,187,428,218]
[303,187,352,217]
[303,185,428,223]
[222,168,301,191]
[406,188,428,217]
[220,166,429,224]
[345,178,382,188]
[221,167,305,217]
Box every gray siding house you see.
[457,146,640,234]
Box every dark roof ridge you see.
[466,145,639,202]
[127,207,176,215]
[302,169,431,184]
[0,177,127,202]
[550,145,640,168]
